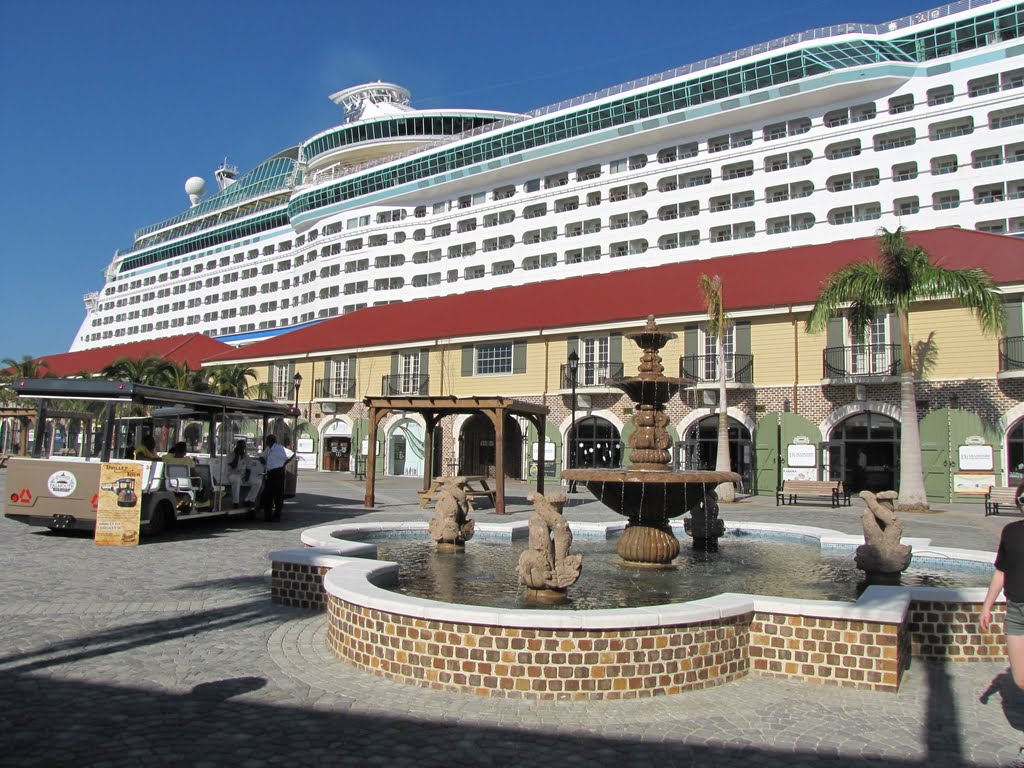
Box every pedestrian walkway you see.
[0,469,1021,766]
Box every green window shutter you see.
[683,325,698,357]
[390,352,400,376]
[609,333,622,363]
[419,349,429,377]
[512,340,527,374]
[461,347,474,377]
[826,317,844,348]
[1007,300,1022,340]
[734,322,751,355]
[567,336,579,359]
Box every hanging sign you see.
[95,462,143,546]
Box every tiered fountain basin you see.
[271,521,1001,700]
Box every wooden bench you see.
[417,475,497,509]
[776,479,850,508]
[0,455,8,470]
[985,485,1024,516]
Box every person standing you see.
[259,435,294,522]
[981,518,1024,765]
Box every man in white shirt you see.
[259,435,294,521]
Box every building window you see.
[476,342,514,375]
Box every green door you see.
[920,409,1003,504]
[920,410,951,503]
[754,413,779,496]
[780,412,823,481]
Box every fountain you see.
[563,316,740,566]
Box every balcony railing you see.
[559,361,625,389]
[381,374,429,396]
[314,377,355,399]
[678,354,754,384]
[999,336,1024,372]
[823,344,901,378]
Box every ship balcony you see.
[822,344,901,383]
[558,361,625,392]
[382,374,429,397]
[998,336,1024,379]
[678,354,754,388]
[314,377,356,400]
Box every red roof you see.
[29,334,234,377]
[208,228,1024,363]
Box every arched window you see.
[569,417,621,469]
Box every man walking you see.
[259,435,294,522]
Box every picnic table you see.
[417,475,497,509]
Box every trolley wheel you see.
[145,501,176,537]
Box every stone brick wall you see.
[326,598,750,700]
[749,612,907,692]
[271,562,333,610]
[908,600,1006,660]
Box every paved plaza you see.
[1,469,1023,767]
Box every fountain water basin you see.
[274,520,1000,700]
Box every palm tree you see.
[1,355,51,380]
[698,274,735,503]
[164,361,210,392]
[807,226,1005,511]
[208,365,256,398]
[101,355,175,386]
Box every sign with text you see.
[958,444,993,471]
[953,473,996,495]
[786,444,817,468]
[95,462,143,546]
[783,467,818,482]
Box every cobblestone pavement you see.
[1,469,1023,767]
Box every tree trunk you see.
[714,343,735,502]
[896,372,929,511]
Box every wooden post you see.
[422,411,437,492]
[536,414,546,495]
[493,406,506,515]
[364,405,384,508]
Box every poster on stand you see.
[95,462,143,546]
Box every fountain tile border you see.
[274,520,1005,699]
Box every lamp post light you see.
[567,349,579,493]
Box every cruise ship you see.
[71,0,1024,353]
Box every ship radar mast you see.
[215,158,239,191]
[328,82,412,123]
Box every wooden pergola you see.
[362,396,550,515]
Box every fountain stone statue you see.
[855,490,912,580]
[428,477,475,551]
[563,316,740,566]
[517,491,582,599]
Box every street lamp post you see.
[292,372,303,444]
[567,350,579,493]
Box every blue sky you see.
[0,0,937,361]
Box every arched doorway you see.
[825,411,900,494]
[459,414,523,478]
[568,416,622,469]
[322,419,351,472]
[387,418,424,477]
[679,416,753,490]
[1007,419,1024,487]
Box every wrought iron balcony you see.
[999,336,1024,372]
[559,361,625,389]
[822,344,901,378]
[678,354,754,384]
[381,374,429,396]
[314,377,356,399]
